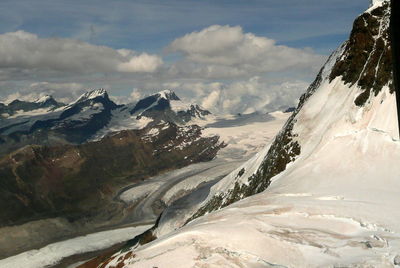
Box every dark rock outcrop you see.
[329,1,393,106]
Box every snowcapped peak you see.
[77,88,108,102]
[368,0,386,12]
[34,95,53,103]
[157,90,180,101]
[370,0,385,5]
[86,88,107,98]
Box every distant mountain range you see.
[0,89,222,258]
[0,89,212,156]
[0,95,64,116]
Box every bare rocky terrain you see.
[0,122,223,258]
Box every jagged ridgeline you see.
[191,0,394,219]
[0,89,211,156]
[330,0,393,105]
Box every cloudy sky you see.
[0,0,369,114]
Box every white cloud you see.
[167,25,325,78]
[169,25,245,62]
[0,76,309,115]
[117,53,163,73]
[109,88,145,104]
[162,77,309,115]
[201,89,221,110]
[0,31,163,74]
[130,89,143,100]
[1,82,86,104]
[0,27,324,114]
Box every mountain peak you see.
[76,88,108,102]
[129,89,211,123]
[370,0,385,6]
[157,90,180,101]
[368,0,386,11]
[34,95,53,104]
[8,99,24,105]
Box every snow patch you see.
[367,0,386,13]
[76,88,107,102]
[34,95,52,103]
[158,89,174,99]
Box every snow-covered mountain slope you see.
[128,89,210,123]
[0,95,63,119]
[88,1,400,266]
[0,88,119,155]
[92,90,212,140]
[131,89,211,124]
[0,89,212,156]
[0,89,117,136]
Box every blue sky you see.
[0,0,370,113]
[0,0,367,53]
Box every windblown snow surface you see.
[94,2,400,267]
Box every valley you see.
[0,93,289,267]
[1,0,397,267]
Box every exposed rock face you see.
[329,1,393,106]
[394,255,400,266]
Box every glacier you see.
[88,1,400,267]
